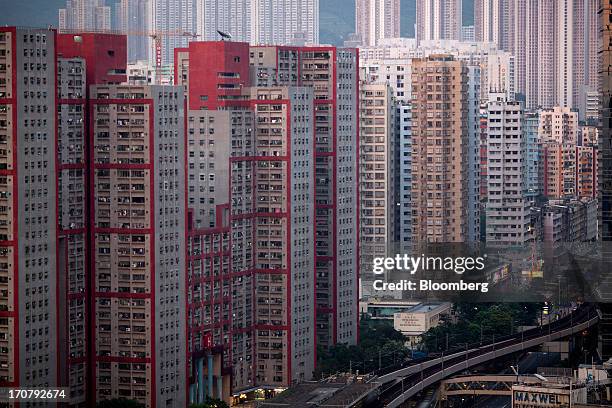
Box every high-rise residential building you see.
[598,0,612,362]
[0,26,60,392]
[410,55,468,243]
[416,0,462,43]
[59,0,112,32]
[174,41,254,398]
[195,0,252,42]
[57,55,88,405]
[537,0,555,109]
[512,0,539,109]
[57,31,130,407]
[149,0,195,65]
[601,0,612,241]
[485,98,531,246]
[89,84,186,407]
[252,0,319,46]
[174,42,359,397]
[523,111,541,200]
[397,104,412,251]
[572,0,600,118]
[466,66,481,243]
[479,104,489,199]
[474,0,514,51]
[355,0,400,46]
[461,25,475,42]
[115,0,149,63]
[538,107,579,145]
[249,45,359,347]
[512,0,600,114]
[358,83,396,297]
[359,41,513,106]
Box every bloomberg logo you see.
[514,391,562,405]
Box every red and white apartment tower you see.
[174,41,359,401]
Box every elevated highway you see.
[368,304,600,408]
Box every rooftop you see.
[256,375,378,408]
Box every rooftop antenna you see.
[217,30,232,41]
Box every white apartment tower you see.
[359,83,396,297]
[416,0,462,43]
[474,0,514,51]
[252,0,320,45]
[486,99,531,246]
[512,0,600,115]
[196,0,252,42]
[149,0,195,65]
[59,0,112,32]
[115,0,149,62]
[355,0,401,46]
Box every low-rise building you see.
[393,303,451,347]
[543,199,598,243]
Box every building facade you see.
[148,0,195,65]
[57,55,88,405]
[416,0,462,43]
[358,83,396,297]
[115,0,149,63]
[410,55,468,243]
[355,0,401,46]
[485,99,531,246]
[474,0,514,51]
[252,0,319,46]
[196,0,252,43]
[59,0,112,33]
[0,26,60,392]
[174,41,359,398]
[89,84,186,407]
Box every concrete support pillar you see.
[197,357,205,402]
[208,354,214,398]
[216,376,223,400]
[189,383,196,404]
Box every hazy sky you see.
[0,0,474,46]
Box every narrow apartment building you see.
[249,45,359,349]
[0,27,60,390]
[410,54,469,243]
[89,85,186,407]
[576,145,598,199]
[485,98,531,246]
[358,83,396,297]
[57,55,88,405]
[175,41,322,399]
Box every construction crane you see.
[123,30,198,84]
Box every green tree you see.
[314,316,411,378]
[421,303,540,352]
